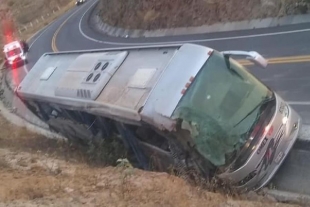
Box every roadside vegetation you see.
[0,111,302,206]
[0,0,74,61]
[98,0,310,30]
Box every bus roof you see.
[16,43,213,127]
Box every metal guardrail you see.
[17,5,61,34]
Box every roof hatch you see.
[55,51,128,100]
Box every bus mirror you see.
[221,50,268,69]
[246,51,268,69]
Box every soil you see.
[0,115,301,207]
[97,0,302,30]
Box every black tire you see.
[24,45,29,53]
[22,41,29,52]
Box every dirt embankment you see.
[4,0,72,26]
[0,115,301,207]
[98,0,302,30]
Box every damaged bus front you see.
[152,48,301,191]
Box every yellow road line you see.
[238,56,310,65]
[51,8,310,66]
[51,19,68,52]
[238,55,310,63]
[51,7,84,52]
[238,58,310,65]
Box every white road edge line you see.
[52,0,93,51]
[79,0,310,46]
[24,2,87,72]
[24,11,64,73]
[24,27,50,74]
[28,26,51,50]
[24,6,76,73]
[29,1,87,50]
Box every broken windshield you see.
[172,50,274,167]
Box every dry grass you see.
[0,107,302,206]
[98,0,300,30]
[0,0,75,61]
[0,158,301,206]
[0,157,10,169]
[6,0,72,25]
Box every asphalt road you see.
[8,0,310,196]
[20,0,310,123]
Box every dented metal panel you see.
[16,44,182,123]
[96,47,177,111]
[140,44,213,130]
[55,51,128,100]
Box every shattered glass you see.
[172,50,271,166]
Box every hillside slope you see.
[98,0,301,30]
[0,114,301,207]
[0,0,73,60]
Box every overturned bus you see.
[15,43,301,191]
